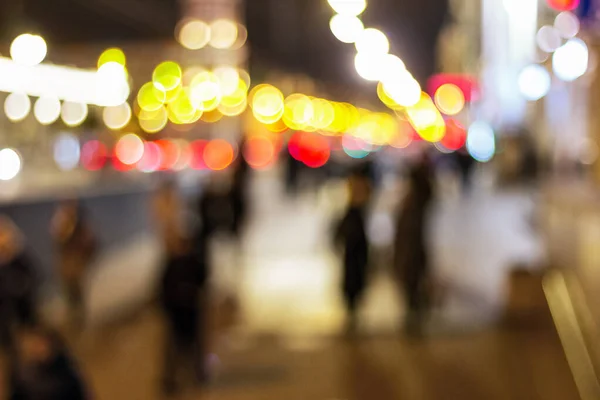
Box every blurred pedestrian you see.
[0,217,37,349]
[9,325,88,400]
[154,181,208,393]
[394,154,434,335]
[455,149,474,191]
[230,147,250,239]
[334,170,372,332]
[51,199,96,329]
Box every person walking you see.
[334,170,372,332]
[394,154,434,335]
[51,199,96,329]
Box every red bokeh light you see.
[111,150,135,172]
[81,140,107,171]
[189,140,208,170]
[441,119,467,151]
[156,139,179,171]
[546,0,579,11]
[244,136,276,169]
[137,141,162,173]
[427,74,479,103]
[204,139,235,171]
[288,132,330,168]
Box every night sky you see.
[0,0,449,98]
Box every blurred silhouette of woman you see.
[9,325,88,399]
[335,170,372,331]
[394,155,434,334]
[0,217,37,348]
[51,199,95,328]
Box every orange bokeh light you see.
[156,139,179,170]
[547,0,579,11]
[204,139,235,171]
[243,136,276,169]
[190,140,208,170]
[441,119,467,151]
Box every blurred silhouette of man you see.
[0,217,37,349]
[51,199,96,329]
[9,325,87,399]
[394,154,434,335]
[230,148,251,239]
[334,169,372,331]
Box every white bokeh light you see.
[555,12,580,39]
[355,28,389,55]
[34,96,61,125]
[103,102,132,130]
[537,26,563,53]
[53,133,80,171]
[4,93,31,122]
[329,14,364,44]
[553,38,589,82]
[518,65,551,101]
[60,102,88,127]
[10,34,47,66]
[379,54,406,83]
[0,148,22,181]
[382,74,421,107]
[354,53,384,81]
[95,62,130,107]
[467,121,495,162]
[327,0,367,16]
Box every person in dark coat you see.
[51,199,96,328]
[0,217,37,348]
[334,171,372,331]
[230,150,251,239]
[9,325,87,400]
[394,154,434,334]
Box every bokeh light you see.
[95,62,130,107]
[406,94,446,142]
[251,85,284,124]
[327,0,367,16]
[546,0,580,11]
[60,102,88,127]
[153,61,182,92]
[555,12,580,39]
[156,139,180,171]
[115,133,145,165]
[53,133,80,171]
[34,96,61,125]
[243,136,276,169]
[81,140,107,171]
[518,65,551,101]
[329,14,364,43]
[553,38,589,81]
[289,132,330,168]
[214,66,240,95]
[0,148,21,181]
[283,94,314,130]
[537,26,562,53]
[379,54,406,83]
[10,34,47,66]
[98,48,126,69]
[209,19,238,49]
[190,140,208,170]
[204,139,235,171]
[171,140,192,171]
[441,119,467,151]
[103,102,132,130]
[354,53,385,81]
[342,134,371,159]
[355,28,389,55]
[177,19,211,50]
[138,82,167,112]
[137,141,162,173]
[4,93,31,122]
[139,107,168,133]
[467,121,495,162]
[382,74,421,107]
[190,71,221,111]
[434,84,465,116]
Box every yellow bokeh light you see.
[377,81,402,110]
[209,19,238,49]
[61,102,88,127]
[190,71,221,111]
[152,61,182,92]
[231,24,248,50]
[138,82,166,112]
[218,97,248,117]
[214,66,240,95]
[165,84,183,104]
[283,94,313,130]
[177,19,211,50]
[139,106,168,133]
[103,103,132,130]
[167,106,202,125]
[183,66,207,86]
[201,109,224,123]
[406,94,446,142]
[169,88,196,121]
[252,85,284,124]
[238,69,251,89]
[98,48,126,69]
[220,79,248,108]
[434,84,465,116]
[310,98,335,130]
